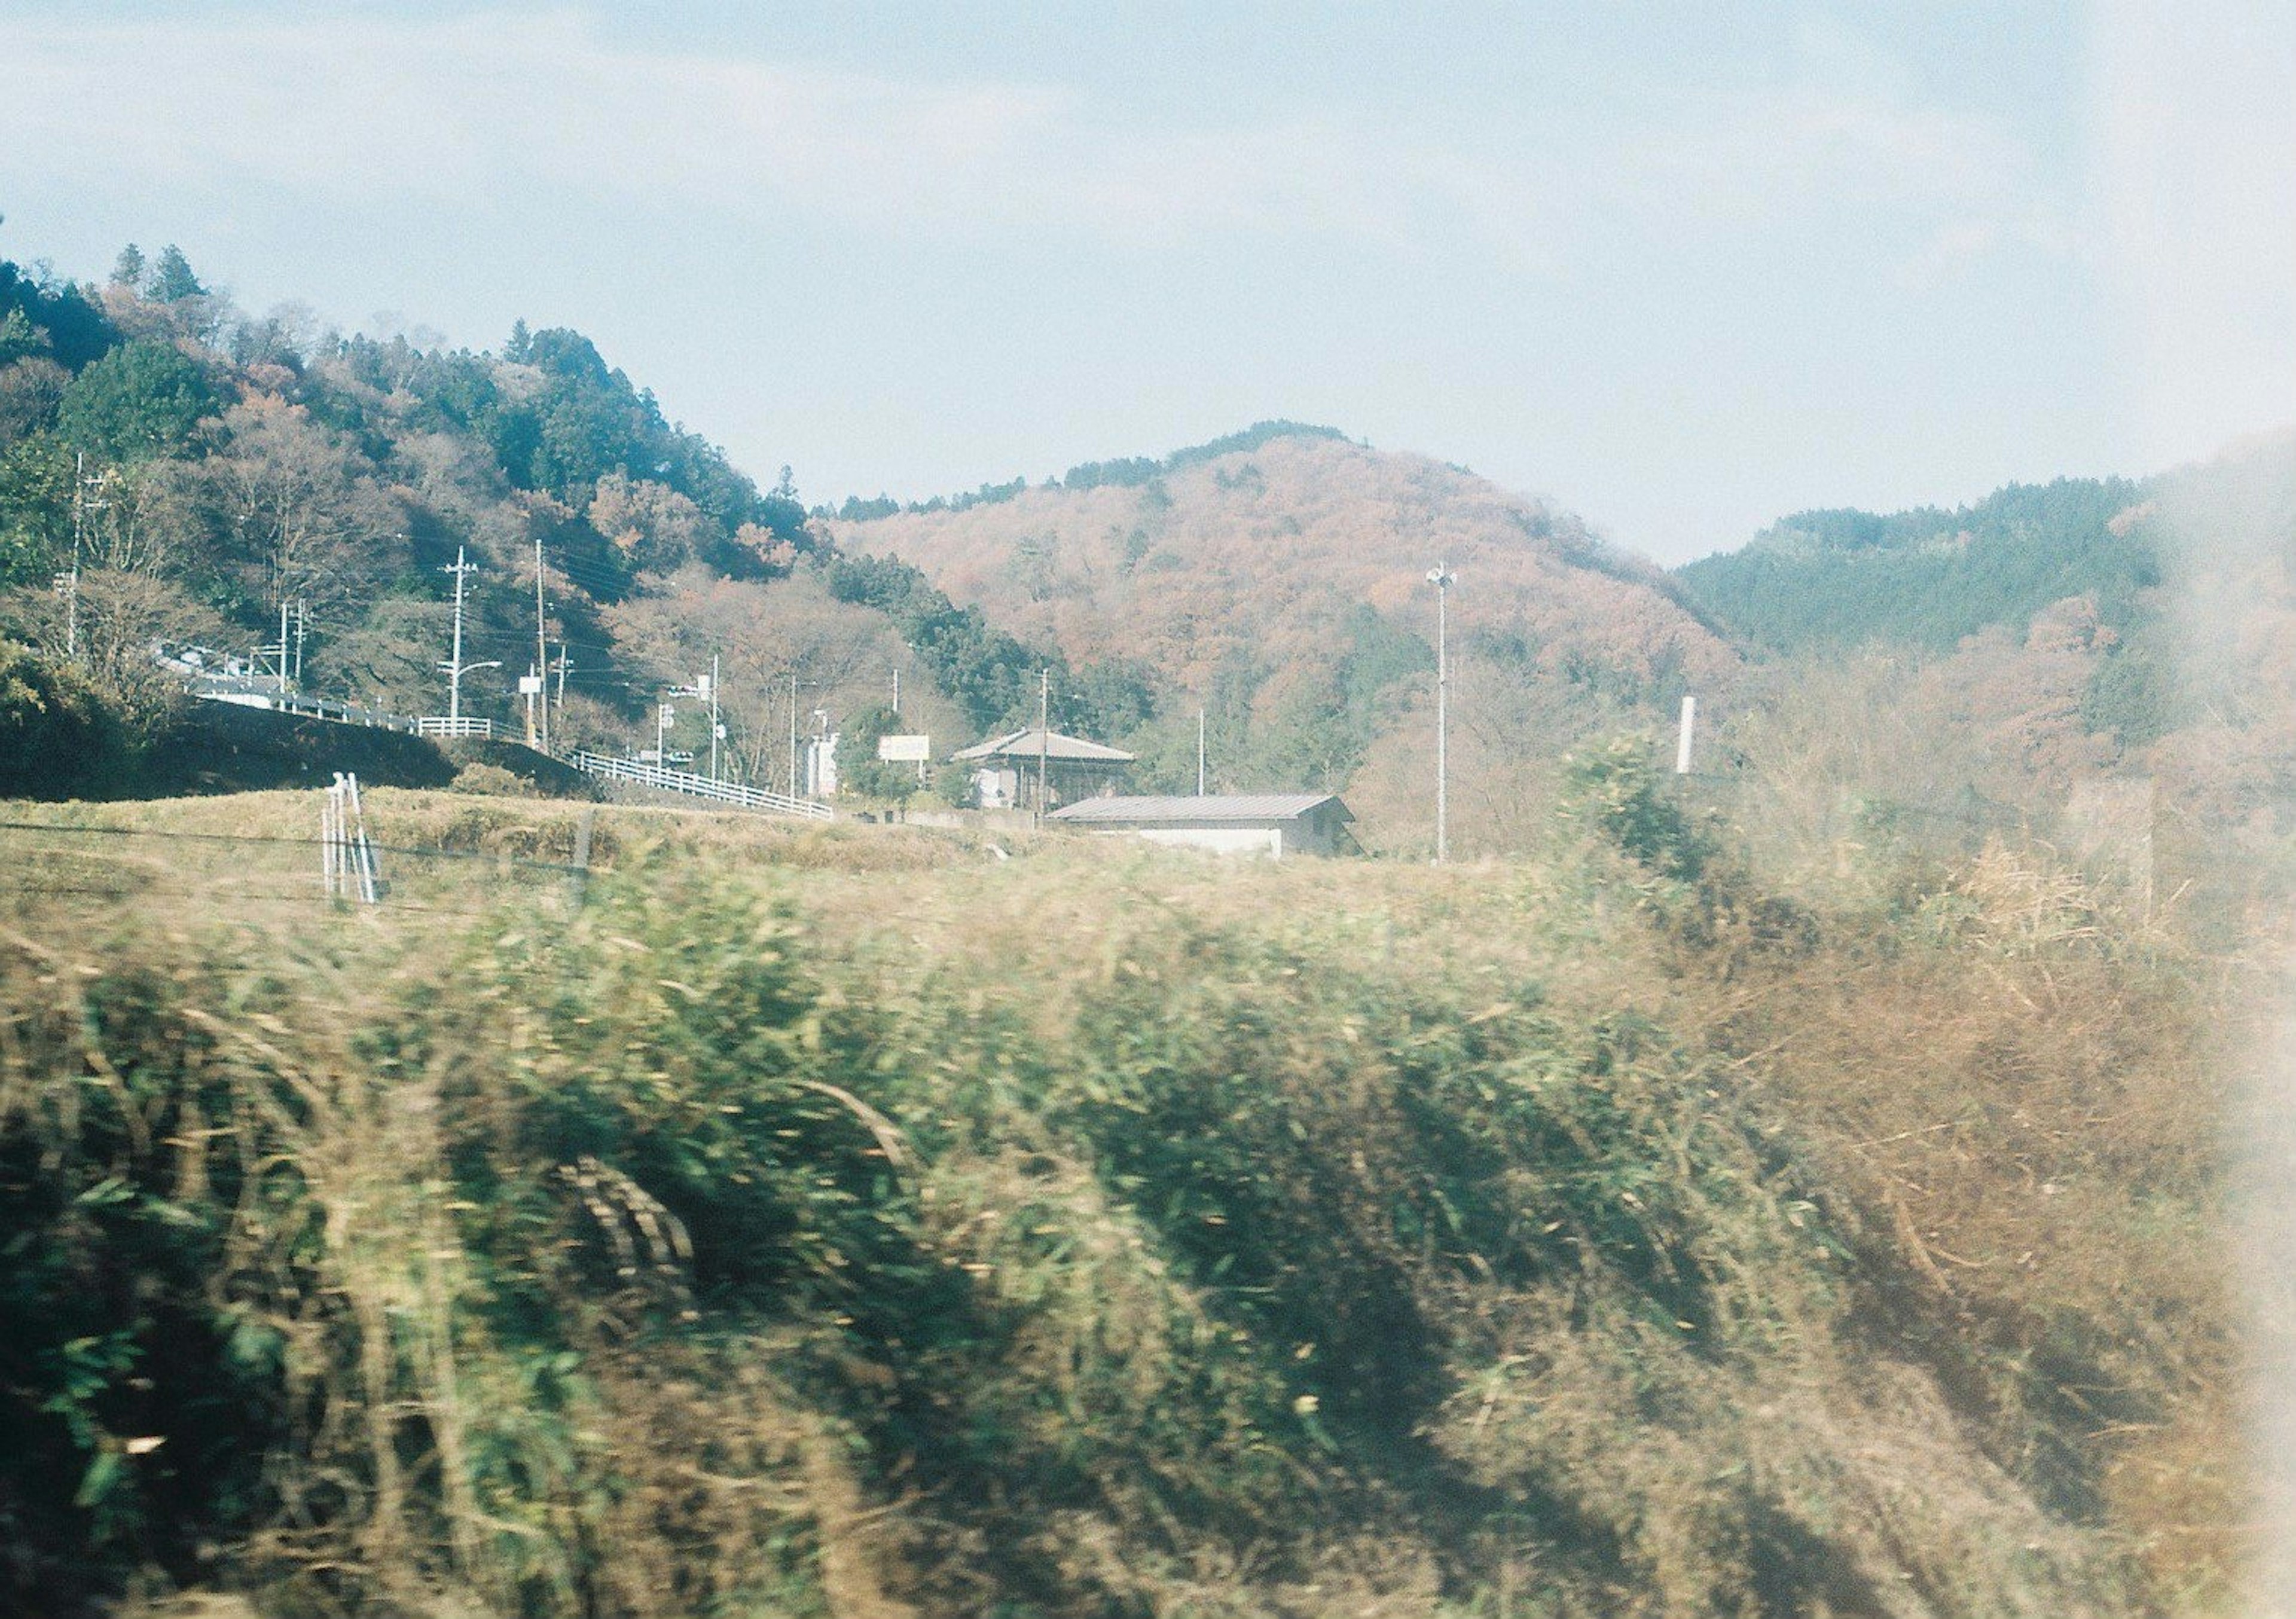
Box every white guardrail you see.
[568,750,834,821]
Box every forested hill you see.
[831,430,1738,836]
[0,239,1115,798]
[1673,475,2154,654]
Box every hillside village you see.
[9,242,2294,876]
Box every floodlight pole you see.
[1427,562,1454,863]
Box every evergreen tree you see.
[109,244,146,289]
[54,341,216,462]
[147,245,205,304]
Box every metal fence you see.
[568,750,833,820]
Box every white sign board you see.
[518,674,545,695]
[877,734,932,763]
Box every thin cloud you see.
[0,7,2059,280]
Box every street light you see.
[1426,563,1454,863]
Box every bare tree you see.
[210,396,402,619]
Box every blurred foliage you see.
[0,772,2250,1614]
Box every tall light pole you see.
[1426,563,1454,863]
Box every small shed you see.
[954,728,1135,811]
[1048,793,1355,859]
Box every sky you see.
[1,2,2290,564]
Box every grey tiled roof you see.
[953,728,1137,763]
[1049,794,1349,825]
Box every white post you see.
[1675,694,1697,775]
[277,600,291,694]
[1038,668,1051,818]
[892,666,900,716]
[1198,707,1207,796]
[708,655,721,783]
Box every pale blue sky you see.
[2,2,2289,561]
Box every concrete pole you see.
[442,545,476,723]
[1426,563,1454,862]
[709,653,721,783]
[533,529,550,752]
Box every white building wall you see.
[1130,826,1285,858]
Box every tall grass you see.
[0,768,2261,1615]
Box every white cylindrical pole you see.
[1198,707,1207,796]
[1675,694,1697,775]
[534,530,550,752]
[445,545,471,722]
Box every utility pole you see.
[533,530,550,752]
[1425,562,1454,863]
[1037,668,1051,818]
[1675,694,1697,775]
[438,545,486,722]
[552,644,572,725]
[707,654,722,783]
[1198,707,1207,796]
[63,451,93,661]
[275,599,291,693]
[789,670,801,799]
[656,693,672,769]
[891,665,900,716]
[292,599,308,686]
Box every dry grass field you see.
[0,771,2280,1617]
